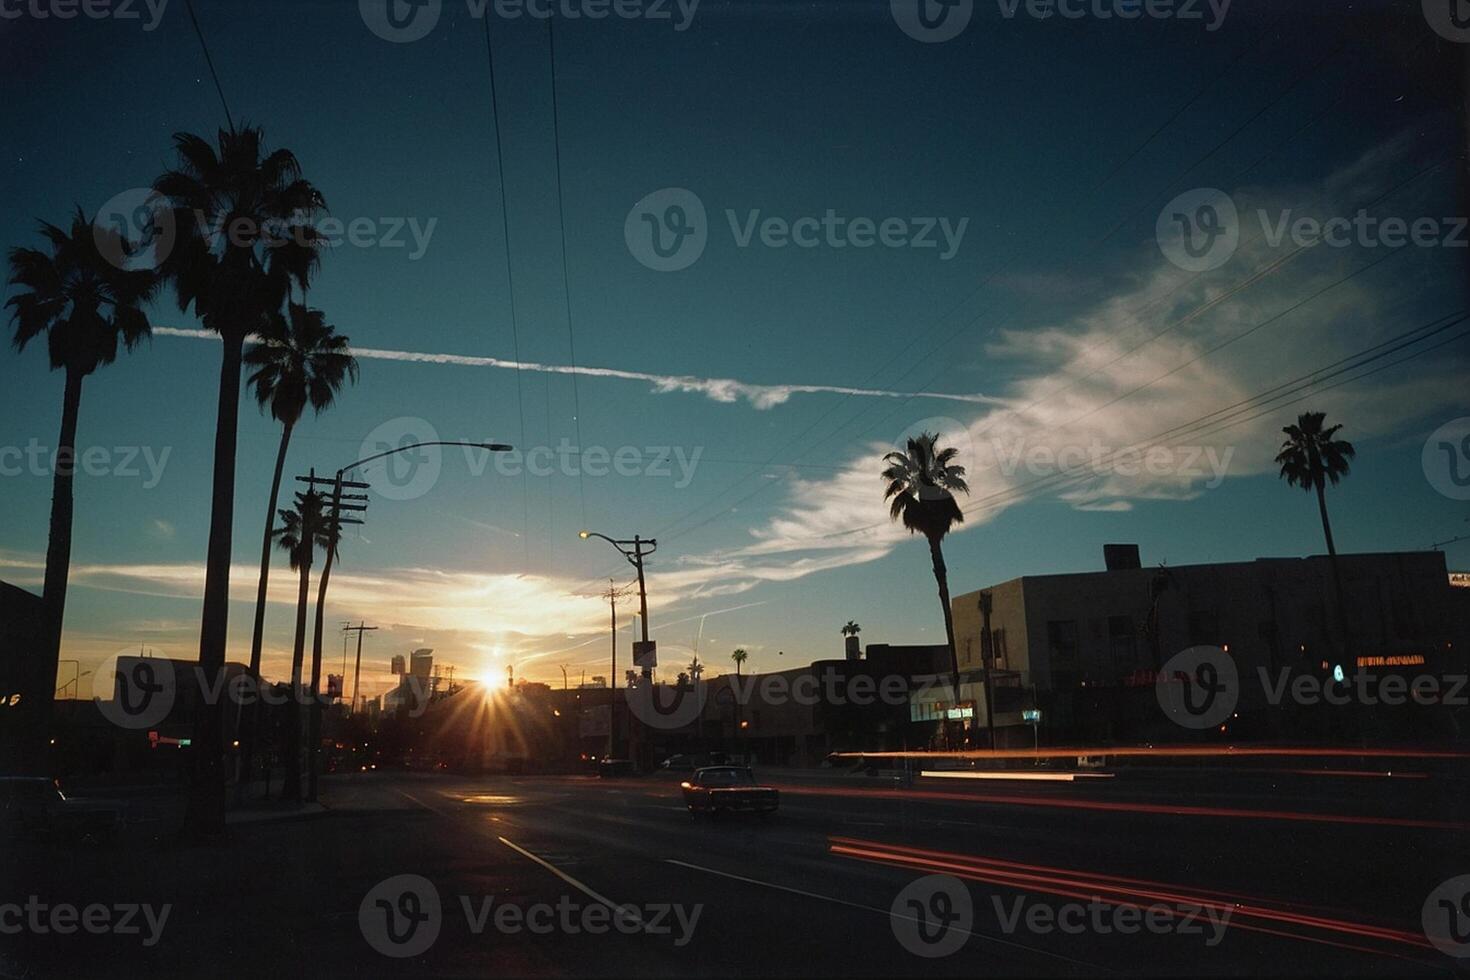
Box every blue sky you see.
[2,0,1467,698]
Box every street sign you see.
[1022,708,1041,724]
[632,640,657,669]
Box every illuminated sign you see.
[1450,572,1470,589]
[1355,654,1428,668]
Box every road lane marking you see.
[399,788,645,929]
[663,858,1105,971]
[500,836,644,928]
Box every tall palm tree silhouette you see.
[153,128,325,831]
[882,432,970,742]
[241,304,357,788]
[1276,411,1356,670]
[273,490,329,803]
[1275,411,1355,558]
[6,210,156,765]
[730,648,747,675]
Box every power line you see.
[649,141,1443,552]
[547,18,588,530]
[183,0,234,132]
[481,14,531,571]
[807,309,1468,540]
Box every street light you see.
[580,530,657,765]
[304,440,517,627]
[578,531,656,676]
[290,439,515,799]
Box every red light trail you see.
[827,836,1436,962]
[770,783,1470,831]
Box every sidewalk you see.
[226,772,331,825]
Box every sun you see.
[469,645,509,690]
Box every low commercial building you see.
[951,547,1470,745]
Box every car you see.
[680,766,779,817]
[0,776,122,843]
[597,758,636,778]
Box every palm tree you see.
[1275,411,1355,557]
[6,210,156,767]
[273,491,327,802]
[730,648,749,746]
[153,127,325,831]
[240,304,357,788]
[840,620,861,637]
[882,432,970,742]
[1276,411,1356,670]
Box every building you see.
[626,642,951,767]
[0,581,47,772]
[951,548,1470,745]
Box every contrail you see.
[153,327,1004,410]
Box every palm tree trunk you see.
[1315,483,1337,558]
[34,368,84,774]
[306,534,337,802]
[281,559,311,802]
[241,421,293,793]
[187,331,245,835]
[927,535,966,746]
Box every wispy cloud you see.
[692,130,1465,581]
[151,327,1006,411]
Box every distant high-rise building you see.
[390,654,406,676]
[410,649,434,679]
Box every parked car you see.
[0,776,122,843]
[680,766,779,817]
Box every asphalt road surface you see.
[3,765,1467,977]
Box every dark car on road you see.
[0,776,122,843]
[680,766,779,817]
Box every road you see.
[3,765,1466,977]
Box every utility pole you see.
[979,591,997,751]
[579,532,657,680]
[589,578,634,759]
[339,621,351,682]
[342,622,379,715]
